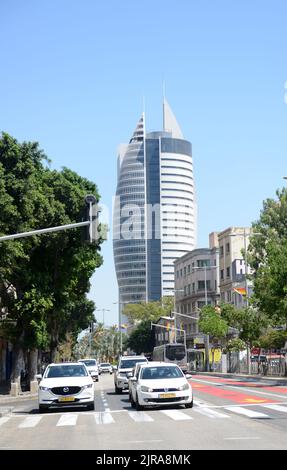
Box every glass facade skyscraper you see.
[113,99,197,311]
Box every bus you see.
[152,343,188,372]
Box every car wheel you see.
[39,404,49,413]
[87,402,95,411]
[130,394,136,408]
[135,395,143,411]
[115,385,122,394]
[185,400,193,409]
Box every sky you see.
[1,1,287,327]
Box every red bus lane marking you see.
[190,382,278,404]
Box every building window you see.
[226,267,230,278]
[187,265,190,274]
[188,284,191,295]
[184,267,186,277]
[220,269,224,280]
[226,243,230,254]
[220,246,224,257]
[198,281,205,290]
[192,283,195,292]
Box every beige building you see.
[218,227,251,307]
[174,233,220,346]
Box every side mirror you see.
[35,374,42,382]
[185,374,192,380]
[113,365,118,371]
[130,377,137,382]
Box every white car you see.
[114,355,148,393]
[129,362,193,410]
[78,358,99,382]
[99,363,113,374]
[37,362,95,412]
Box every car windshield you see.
[119,358,147,369]
[141,366,184,380]
[46,365,88,378]
[80,360,97,367]
[100,363,110,367]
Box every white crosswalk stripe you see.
[128,411,154,422]
[194,407,230,419]
[224,406,270,419]
[262,404,287,413]
[0,417,10,426]
[56,414,78,426]
[18,416,43,428]
[94,412,114,424]
[160,409,192,421]
[5,402,287,429]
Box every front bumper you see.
[138,390,193,407]
[39,388,94,407]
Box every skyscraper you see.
[113,99,197,311]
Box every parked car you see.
[99,363,113,375]
[37,362,95,412]
[129,361,193,410]
[128,362,145,402]
[78,358,99,382]
[114,355,148,394]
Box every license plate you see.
[159,393,176,399]
[58,396,75,402]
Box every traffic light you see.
[83,195,100,243]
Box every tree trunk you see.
[11,344,24,387]
[28,349,38,381]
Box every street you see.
[0,373,287,450]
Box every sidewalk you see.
[191,370,287,385]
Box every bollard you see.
[10,382,19,396]
[30,380,38,394]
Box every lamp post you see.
[113,301,130,355]
[96,308,110,326]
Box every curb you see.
[0,407,14,417]
[0,393,38,404]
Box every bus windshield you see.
[165,345,186,361]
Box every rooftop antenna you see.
[162,79,166,131]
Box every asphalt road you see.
[0,373,287,450]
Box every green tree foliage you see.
[0,133,103,379]
[126,320,155,355]
[248,188,287,327]
[199,305,229,340]
[123,297,173,324]
[258,329,287,350]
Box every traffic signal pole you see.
[0,195,98,243]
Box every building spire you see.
[163,97,184,139]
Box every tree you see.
[248,187,287,328]
[0,133,103,386]
[198,305,229,370]
[126,320,155,354]
[123,297,173,324]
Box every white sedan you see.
[129,362,193,410]
[37,362,94,412]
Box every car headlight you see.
[39,386,50,391]
[178,383,190,391]
[82,384,94,389]
[141,385,153,393]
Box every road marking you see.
[94,412,114,424]
[194,407,230,419]
[262,404,287,413]
[160,409,192,421]
[18,416,43,428]
[128,411,154,422]
[225,406,270,419]
[224,437,261,440]
[0,417,10,426]
[127,440,163,444]
[56,414,78,426]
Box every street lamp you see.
[113,301,130,355]
[96,308,110,326]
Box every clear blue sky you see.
[1,1,287,326]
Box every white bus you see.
[152,343,188,372]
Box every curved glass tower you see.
[113,99,197,309]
